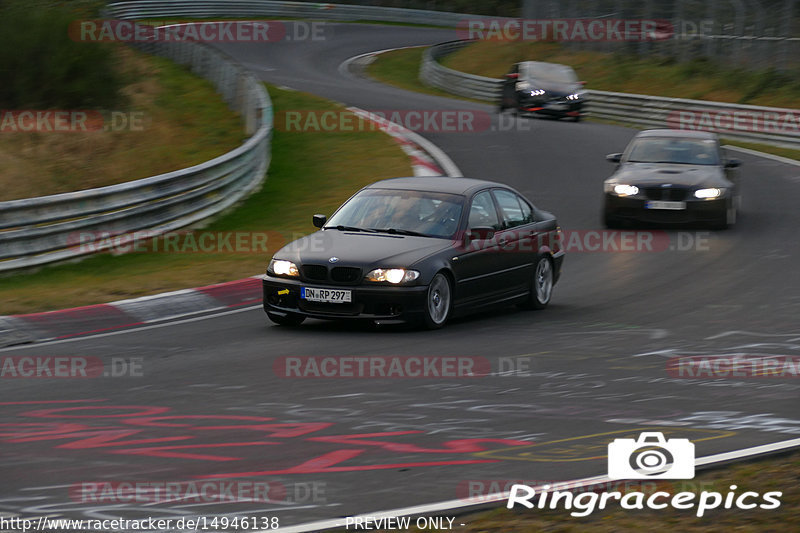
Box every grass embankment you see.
[0,86,411,315]
[443,41,800,108]
[0,0,245,201]
[0,46,245,201]
[367,43,800,160]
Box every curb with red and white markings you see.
[0,107,462,347]
[0,276,265,347]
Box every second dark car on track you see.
[498,61,586,121]
[263,177,564,329]
[603,129,742,228]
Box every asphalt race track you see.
[1,23,800,529]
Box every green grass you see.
[368,46,800,162]
[442,41,800,108]
[366,47,458,98]
[0,85,411,315]
[0,45,245,201]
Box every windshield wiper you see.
[371,228,431,237]
[327,225,377,233]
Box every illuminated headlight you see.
[566,92,585,100]
[364,268,420,284]
[694,188,723,199]
[530,89,545,96]
[268,259,299,277]
[609,184,639,196]
[515,81,531,91]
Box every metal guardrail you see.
[105,0,501,26]
[0,24,272,272]
[420,40,800,150]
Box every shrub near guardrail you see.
[0,0,122,109]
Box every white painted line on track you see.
[0,305,261,353]
[724,144,800,167]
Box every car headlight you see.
[268,259,299,277]
[364,268,420,284]
[530,89,545,96]
[694,188,723,199]
[606,184,639,196]
[566,92,585,100]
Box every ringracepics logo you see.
[507,432,782,517]
[608,432,694,479]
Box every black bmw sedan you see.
[263,177,564,329]
[603,130,741,229]
[498,61,586,121]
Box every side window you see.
[468,191,502,231]
[493,189,526,228]
[518,196,534,224]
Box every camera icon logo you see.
[608,432,695,480]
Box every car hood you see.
[524,79,582,96]
[274,230,452,269]
[607,163,728,187]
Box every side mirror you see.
[312,214,327,228]
[505,73,519,79]
[466,227,495,242]
[578,80,587,86]
[725,158,741,168]
[606,153,622,163]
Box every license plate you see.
[301,287,352,303]
[646,201,686,210]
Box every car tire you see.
[422,272,452,330]
[571,114,582,122]
[520,255,554,310]
[267,311,306,327]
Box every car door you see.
[491,188,536,294]
[450,189,505,308]
[502,64,519,107]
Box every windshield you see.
[326,189,464,239]
[626,138,721,165]
[524,63,578,84]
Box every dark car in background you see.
[498,61,586,121]
[603,129,741,228]
[263,177,564,329]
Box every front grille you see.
[302,265,328,281]
[642,187,688,201]
[331,267,361,283]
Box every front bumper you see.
[604,194,728,224]
[517,95,584,117]
[263,275,429,322]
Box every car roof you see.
[517,60,574,71]
[635,129,719,141]
[365,177,514,197]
